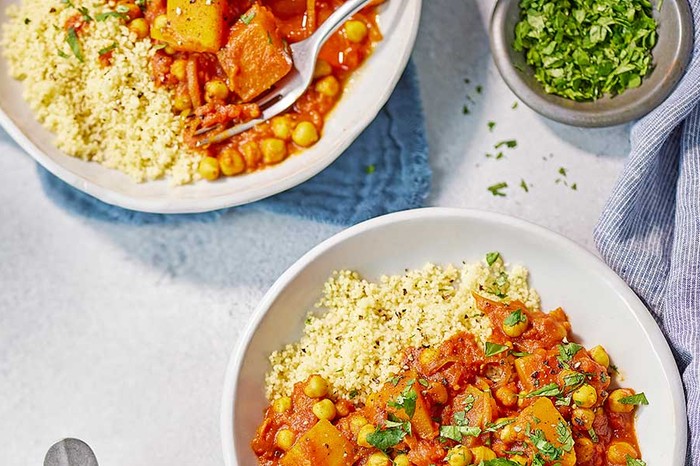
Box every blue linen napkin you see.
[0,61,429,225]
[594,2,700,464]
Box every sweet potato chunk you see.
[163,0,227,52]
[280,419,355,466]
[515,398,577,466]
[217,4,292,101]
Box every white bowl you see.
[221,208,687,466]
[0,0,421,213]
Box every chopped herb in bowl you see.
[513,0,658,101]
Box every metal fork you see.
[195,0,375,147]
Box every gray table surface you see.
[0,2,631,465]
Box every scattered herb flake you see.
[525,383,562,398]
[240,11,256,24]
[484,342,509,357]
[476,85,483,94]
[488,121,496,131]
[485,418,516,432]
[365,164,376,174]
[626,456,647,466]
[366,425,407,451]
[98,42,117,56]
[388,384,417,418]
[462,104,470,115]
[520,179,530,192]
[486,252,501,266]
[504,309,527,327]
[557,342,584,364]
[488,182,508,197]
[619,393,649,406]
[495,139,518,149]
[65,27,83,62]
[512,101,519,109]
[559,167,568,177]
[556,420,574,452]
[95,11,128,21]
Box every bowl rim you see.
[0,0,422,214]
[489,0,695,127]
[219,207,688,466]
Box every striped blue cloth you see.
[594,3,700,463]
[0,62,429,226]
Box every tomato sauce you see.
[252,294,644,466]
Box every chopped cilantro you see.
[512,101,519,109]
[366,424,407,451]
[485,418,516,432]
[495,139,518,149]
[365,164,376,174]
[511,350,531,357]
[462,104,470,115]
[439,424,481,442]
[529,428,563,460]
[525,383,562,398]
[476,85,483,94]
[240,11,256,24]
[388,383,417,418]
[563,372,586,389]
[488,121,496,131]
[504,309,527,327]
[482,459,522,466]
[488,182,508,197]
[95,11,128,21]
[418,378,430,388]
[98,42,117,56]
[556,420,574,452]
[626,456,647,466]
[513,0,658,101]
[486,251,501,266]
[619,392,649,406]
[65,27,83,62]
[484,342,509,357]
[557,342,583,364]
[589,428,599,443]
[520,179,530,192]
[559,167,568,177]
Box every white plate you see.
[0,0,421,213]
[221,208,687,466]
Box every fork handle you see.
[302,0,375,53]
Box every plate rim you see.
[219,207,688,466]
[0,0,422,213]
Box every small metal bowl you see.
[490,0,694,127]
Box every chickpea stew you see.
[253,269,648,465]
[1,0,381,183]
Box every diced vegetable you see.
[217,4,292,101]
[160,0,227,52]
[280,419,355,466]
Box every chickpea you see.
[205,79,229,102]
[335,400,351,417]
[173,94,191,112]
[571,408,595,430]
[589,345,610,368]
[272,396,291,414]
[498,419,517,443]
[503,311,529,337]
[274,429,295,451]
[270,116,293,141]
[608,389,635,413]
[510,455,528,465]
[575,438,595,463]
[367,452,390,466]
[163,45,177,55]
[219,149,245,176]
[153,14,168,33]
[260,138,288,164]
[127,18,149,39]
[241,141,262,168]
[344,19,368,43]
[315,75,340,97]
[349,415,368,435]
[572,384,598,408]
[170,59,187,81]
[303,375,328,398]
[495,386,518,407]
[446,445,472,466]
[427,381,448,405]
[393,453,410,466]
[607,441,637,465]
[292,121,320,147]
[198,156,220,181]
[312,399,337,421]
[470,446,496,463]
[419,347,439,369]
[313,59,332,78]
[357,423,376,448]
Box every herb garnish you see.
[529,428,563,460]
[388,382,417,418]
[95,11,128,21]
[484,418,516,432]
[486,251,501,266]
[557,342,583,365]
[504,309,527,327]
[488,182,508,197]
[626,456,647,466]
[555,420,574,452]
[366,421,410,451]
[524,382,562,398]
[484,342,509,357]
[365,164,376,174]
[98,42,118,56]
[65,27,83,62]
[240,11,256,24]
[619,392,649,406]
[520,179,530,192]
[513,0,658,101]
[439,407,482,441]
[563,372,586,390]
[482,459,522,466]
[488,121,496,132]
[495,139,518,149]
